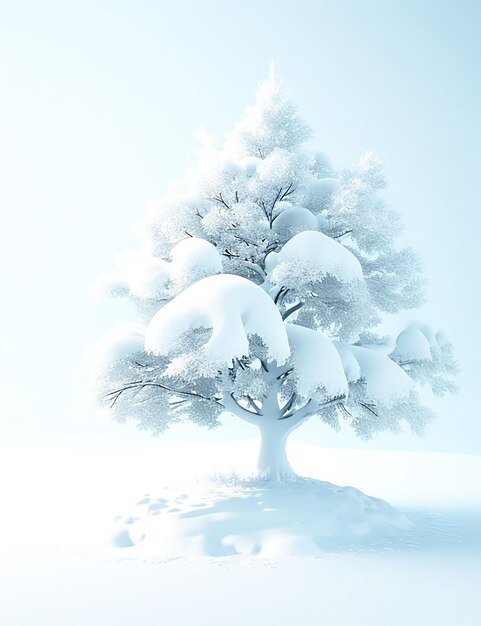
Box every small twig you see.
[245,395,262,415]
[338,403,352,419]
[333,229,353,240]
[359,401,379,417]
[276,367,294,381]
[282,301,304,321]
[211,193,231,209]
[104,381,224,409]
[229,393,262,417]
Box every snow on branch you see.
[91,237,223,303]
[285,324,348,400]
[391,323,459,396]
[145,274,290,375]
[266,230,363,287]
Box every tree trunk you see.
[222,376,308,483]
[257,420,296,482]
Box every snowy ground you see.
[1,440,480,625]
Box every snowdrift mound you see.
[110,477,411,559]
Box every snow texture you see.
[110,478,410,559]
[393,326,433,362]
[267,230,363,287]
[145,274,290,367]
[92,237,222,300]
[2,440,480,626]
[335,342,413,407]
[85,323,146,370]
[169,237,223,288]
[285,324,348,399]
[272,206,317,239]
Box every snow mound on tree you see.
[332,341,362,383]
[335,342,413,406]
[169,237,223,287]
[145,274,290,366]
[239,155,261,177]
[392,326,433,362]
[286,324,348,398]
[85,323,146,369]
[272,206,317,238]
[266,230,363,287]
[110,478,411,559]
[91,237,222,299]
[304,177,340,212]
[91,254,170,299]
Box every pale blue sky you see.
[1,1,479,453]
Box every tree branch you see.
[280,393,297,417]
[274,286,289,305]
[222,249,266,280]
[333,229,353,240]
[338,403,352,419]
[279,182,295,202]
[259,359,269,372]
[260,241,279,270]
[282,301,304,321]
[223,392,262,424]
[359,401,379,417]
[211,193,230,209]
[278,394,346,422]
[245,395,262,415]
[276,367,293,381]
[105,380,224,410]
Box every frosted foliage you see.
[312,151,334,177]
[328,154,396,251]
[345,385,434,441]
[224,68,311,158]
[85,325,174,433]
[229,366,270,402]
[331,342,433,439]
[92,238,222,318]
[92,254,170,300]
[88,69,456,474]
[87,324,224,435]
[302,177,340,213]
[353,246,424,313]
[268,230,363,285]
[318,154,425,314]
[267,232,377,340]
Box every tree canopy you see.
[86,68,457,478]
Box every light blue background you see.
[1,0,479,453]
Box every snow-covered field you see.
[1,440,480,625]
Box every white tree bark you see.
[256,419,297,481]
[223,371,310,482]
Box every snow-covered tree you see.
[88,67,457,481]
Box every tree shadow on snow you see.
[109,475,481,559]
